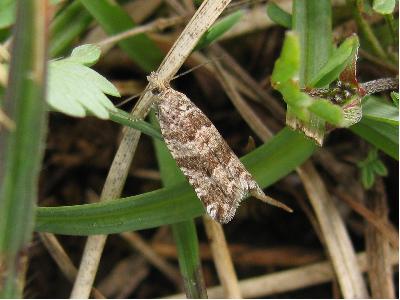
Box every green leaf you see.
[362,95,399,125]
[0,0,16,29]
[309,35,359,88]
[351,118,398,160]
[108,108,163,140]
[50,1,93,57]
[371,160,388,176]
[308,99,344,125]
[275,80,313,108]
[361,165,375,189]
[80,0,163,72]
[390,92,399,107]
[0,0,48,296]
[373,0,396,14]
[271,31,300,84]
[67,44,101,66]
[48,45,120,119]
[266,2,292,28]
[35,128,316,235]
[293,0,333,86]
[195,10,244,50]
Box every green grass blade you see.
[362,95,399,125]
[108,108,163,140]
[0,1,48,296]
[293,0,333,86]
[50,0,93,57]
[34,128,315,235]
[195,10,244,50]
[266,2,292,28]
[351,118,398,160]
[151,113,207,298]
[80,0,163,71]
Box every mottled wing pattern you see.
[156,88,260,223]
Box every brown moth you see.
[148,72,292,223]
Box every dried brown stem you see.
[166,249,399,299]
[203,216,242,298]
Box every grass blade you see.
[0,1,48,296]
[80,0,163,71]
[50,0,92,57]
[35,128,315,235]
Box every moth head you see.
[147,71,169,95]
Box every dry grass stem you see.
[38,233,105,299]
[365,179,395,298]
[97,255,149,298]
[337,188,399,248]
[297,162,369,298]
[203,216,242,298]
[121,232,182,288]
[166,249,399,299]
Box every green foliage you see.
[0,0,48,296]
[357,148,388,189]
[0,0,15,29]
[50,0,93,57]
[390,92,399,107]
[351,118,398,160]
[362,95,399,125]
[373,0,396,14]
[266,2,292,28]
[309,35,359,88]
[195,9,244,50]
[271,32,345,128]
[48,44,119,119]
[80,0,163,72]
[271,31,300,83]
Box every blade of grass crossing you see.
[151,112,208,298]
[0,1,48,297]
[80,0,163,72]
[34,128,315,235]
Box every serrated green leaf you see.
[308,99,344,125]
[309,35,359,88]
[67,44,101,66]
[363,95,399,125]
[48,59,119,119]
[373,0,396,14]
[271,31,300,84]
[266,2,292,28]
[195,10,244,50]
[0,0,16,29]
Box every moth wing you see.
[156,89,252,223]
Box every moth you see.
[148,72,292,223]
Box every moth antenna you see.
[250,189,293,213]
[115,91,144,108]
[172,55,226,81]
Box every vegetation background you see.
[0,0,398,298]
